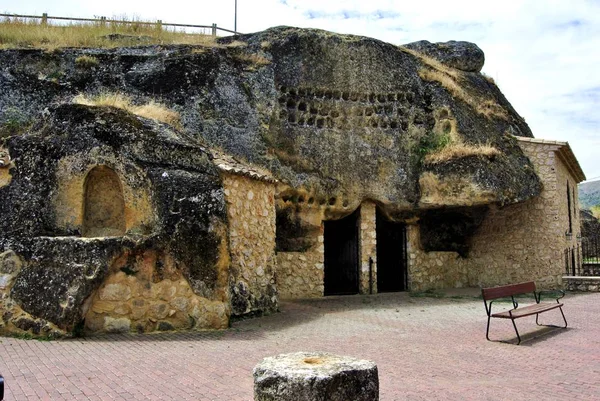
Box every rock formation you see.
[0,26,542,336]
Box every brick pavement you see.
[1,291,599,400]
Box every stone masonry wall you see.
[407,225,469,291]
[359,202,377,294]
[222,174,278,316]
[564,277,600,292]
[85,248,230,334]
[276,229,325,299]
[408,141,581,291]
[277,201,378,298]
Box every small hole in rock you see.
[443,121,452,134]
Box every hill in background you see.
[579,180,600,210]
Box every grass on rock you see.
[0,16,215,49]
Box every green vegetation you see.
[0,107,33,138]
[0,16,215,49]
[416,131,453,163]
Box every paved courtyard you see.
[1,291,599,400]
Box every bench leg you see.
[487,317,522,345]
[559,306,568,328]
[511,319,522,345]
[535,308,568,329]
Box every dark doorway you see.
[376,208,407,292]
[324,208,360,295]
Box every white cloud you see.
[6,0,600,179]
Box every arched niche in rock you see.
[82,166,126,238]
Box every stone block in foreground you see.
[253,352,378,401]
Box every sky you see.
[4,0,600,181]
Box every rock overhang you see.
[0,26,542,220]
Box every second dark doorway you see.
[376,208,407,292]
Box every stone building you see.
[0,27,587,336]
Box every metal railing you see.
[565,237,600,276]
[0,13,241,36]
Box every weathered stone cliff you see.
[0,105,232,336]
[0,26,542,336]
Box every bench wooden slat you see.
[491,302,563,319]
[481,281,536,300]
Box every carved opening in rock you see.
[376,208,407,292]
[324,208,360,295]
[83,166,126,237]
[303,357,324,365]
[442,121,452,134]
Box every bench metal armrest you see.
[484,298,518,316]
[535,289,565,303]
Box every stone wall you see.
[276,230,325,299]
[359,202,377,294]
[564,277,600,292]
[222,174,278,316]
[407,225,468,291]
[408,140,582,291]
[277,201,379,298]
[85,249,229,334]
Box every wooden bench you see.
[482,281,567,344]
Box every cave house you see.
[0,27,585,337]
